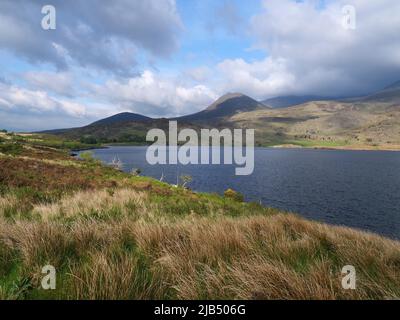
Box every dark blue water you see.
[84,146,400,239]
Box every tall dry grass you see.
[32,188,152,221]
[0,195,16,216]
[0,188,399,300]
[0,194,32,220]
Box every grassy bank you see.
[0,134,399,300]
[273,140,400,151]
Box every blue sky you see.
[0,0,399,131]
[174,0,263,64]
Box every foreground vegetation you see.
[0,133,399,300]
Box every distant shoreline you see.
[82,142,400,153]
[270,144,400,152]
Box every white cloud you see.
[0,82,86,117]
[92,70,218,116]
[185,66,212,82]
[246,0,400,96]
[216,57,296,98]
[24,71,75,97]
[0,0,183,75]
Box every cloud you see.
[0,80,121,131]
[91,70,218,116]
[23,71,75,97]
[0,111,86,132]
[174,0,400,100]
[216,57,296,98]
[0,0,183,75]
[0,81,86,116]
[185,66,212,82]
[246,0,400,97]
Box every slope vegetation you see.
[0,134,399,300]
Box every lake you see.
[83,146,400,239]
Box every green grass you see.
[8,133,100,151]
[0,143,24,156]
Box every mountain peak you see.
[206,92,264,111]
[177,92,268,123]
[218,92,247,100]
[89,112,152,126]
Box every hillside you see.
[0,134,399,300]
[57,118,208,145]
[229,84,400,148]
[261,95,339,108]
[227,101,400,148]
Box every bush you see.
[118,133,146,143]
[224,188,244,202]
[0,143,23,156]
[80,135,98,145]
[80,151,95,162]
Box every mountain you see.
[49,81,400,149]
[47,93,269,143]
[261,95,339,108]
[90,112,152,126]
[48,116,203,145]
[177,93,269,123]
[45,112,156,144]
